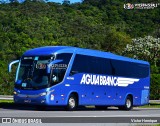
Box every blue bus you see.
[9,46,150,110]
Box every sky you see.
[50,0,82,3]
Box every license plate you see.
[24,99,31,103]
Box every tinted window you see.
[111,60,149,78]
[56,53,72,65]
[70,54,149,78]
[70,54,112,75]
[50,53,72,85]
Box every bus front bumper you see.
[13,93,67,106]
[14,94,48,105]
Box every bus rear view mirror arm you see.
[8,60,19,72]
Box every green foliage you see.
[123,36,160,66]
[150,66,160,100]
[150,74,160,100]
[0,1,159,98]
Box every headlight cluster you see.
[13,89,54,97]
[13,91,17,95]
[39,89,55,96]
[40,92,47,96]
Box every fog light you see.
[41,100,46,103]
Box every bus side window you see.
[111,60,149,78]
[70,54,88,75]
[70,54,113,76]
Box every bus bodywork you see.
[9,46,150,110]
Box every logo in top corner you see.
[124,3,134,9]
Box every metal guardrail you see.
[0,95,160,103]
[0,95,13,100]
[149,100,160,103]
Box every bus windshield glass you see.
[50,53,73,86]
[15,56,53,90]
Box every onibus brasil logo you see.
[80,74,139,87]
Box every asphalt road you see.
[0,105,160,125]
[0,106,160,117]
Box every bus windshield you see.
[15,53,72,90]
[15,56,53,90]
[50,53,73,86]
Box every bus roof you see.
[23,46,71,56]
[23,46,149,65]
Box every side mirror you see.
[8,60,19,72]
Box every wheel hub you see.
[126,99,131,108]
[69,98,75,108]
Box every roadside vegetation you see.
[139,103,160,108]
[0,100,13,103]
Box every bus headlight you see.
[40,92,47,96]
[13,91,17,95]
[39,90,54,96]
[13,90,20,95]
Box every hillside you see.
[0,0,159,97]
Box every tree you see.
[123,36,160,66]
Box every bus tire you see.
[66,94,78,111]
[95,106,108,110]
[119,96,133,111]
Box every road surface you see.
[0,104,159,125]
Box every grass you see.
[139,103,160,108]
[0,100,13,103]
[0,100,14,108]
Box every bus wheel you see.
[95,106,108,110]
[66,94,78,111]
[119,96,133,111]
